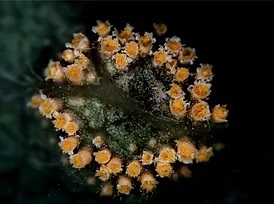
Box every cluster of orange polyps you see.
[29,20,228,196]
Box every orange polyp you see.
[196,146,213,163]
[211,105,228,123]
[192,83,210,99]
[39,99,53,118]
[178,47,197,64]
[95,149,112,164]
[126,160,142,178]
[153,23,167,36]
[167,84,183,99]
[45,61,64,81]
[59,136,79,154]
[100,37,120,56]
[62,49,75,63]
[115,53,128,70]
[70,149,92,168]
[155,162,173,178]
[75,53,91,69]
[176,139,197,164]
[196,64,213,81]
[166,40,182,54]
[118,24,134,44]
[30,94,42,108]
[140,172,157,192]
[190,101,210,121]
[141,151,154,165]
[153,50,167,67]
[139,34,153,48]
[125,41,139,59]
[64,64,85,84]
[169,98,187,118]
[64,121,79,135]
[158,146,176,163]
[174,68,189,82]
[93,20,112,37]
[179,165,192,178]
[53,113,67,130]
[107,157,123,175]
[71,33,85,48]
[117,176,133,195]
[96,165,111,181]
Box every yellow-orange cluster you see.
[29,20,229,197]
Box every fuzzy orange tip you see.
[114,53,130,70]
[211,105,228,123]
[176,139,197,164]
[155,162,173,178]
[118,24,134,44]
[62,49,75,63]
[190,101,210,121]
[92,20,112,37]
[140,172,157,192]
[64,121,79,135]
[94,149,112,164]
[125,41,139,59]
[39,99,51,117]
[126,160,142,178]
[66,33,90,54]
[96,165,111,181]
[45,61,65,82]
[70,149,92,168]
[75,53,91,69]
[141,151,154,165]
[30,94,42,108]
[64,64,85,84]
[139,32,154,48]
[174,67,189,83]
[100,37,120,57]
[178,47,197,64]
[196,146,214,163]
[153,48,168,67]
[196,64,213,81]
[138,32,155,55]
[153,23,167,36]
[59,136,79,155]
[165,36,182,55]
[117,176,133,195]
[107,157,123,175]
[52,112,71,130]
[167,84,184,99]
[189,81,211,100]
[169,98,188,118]
[39,97,61,118]
[157,146,177,163]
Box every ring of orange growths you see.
[29,20,229,197]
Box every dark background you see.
[0,0,260,203]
